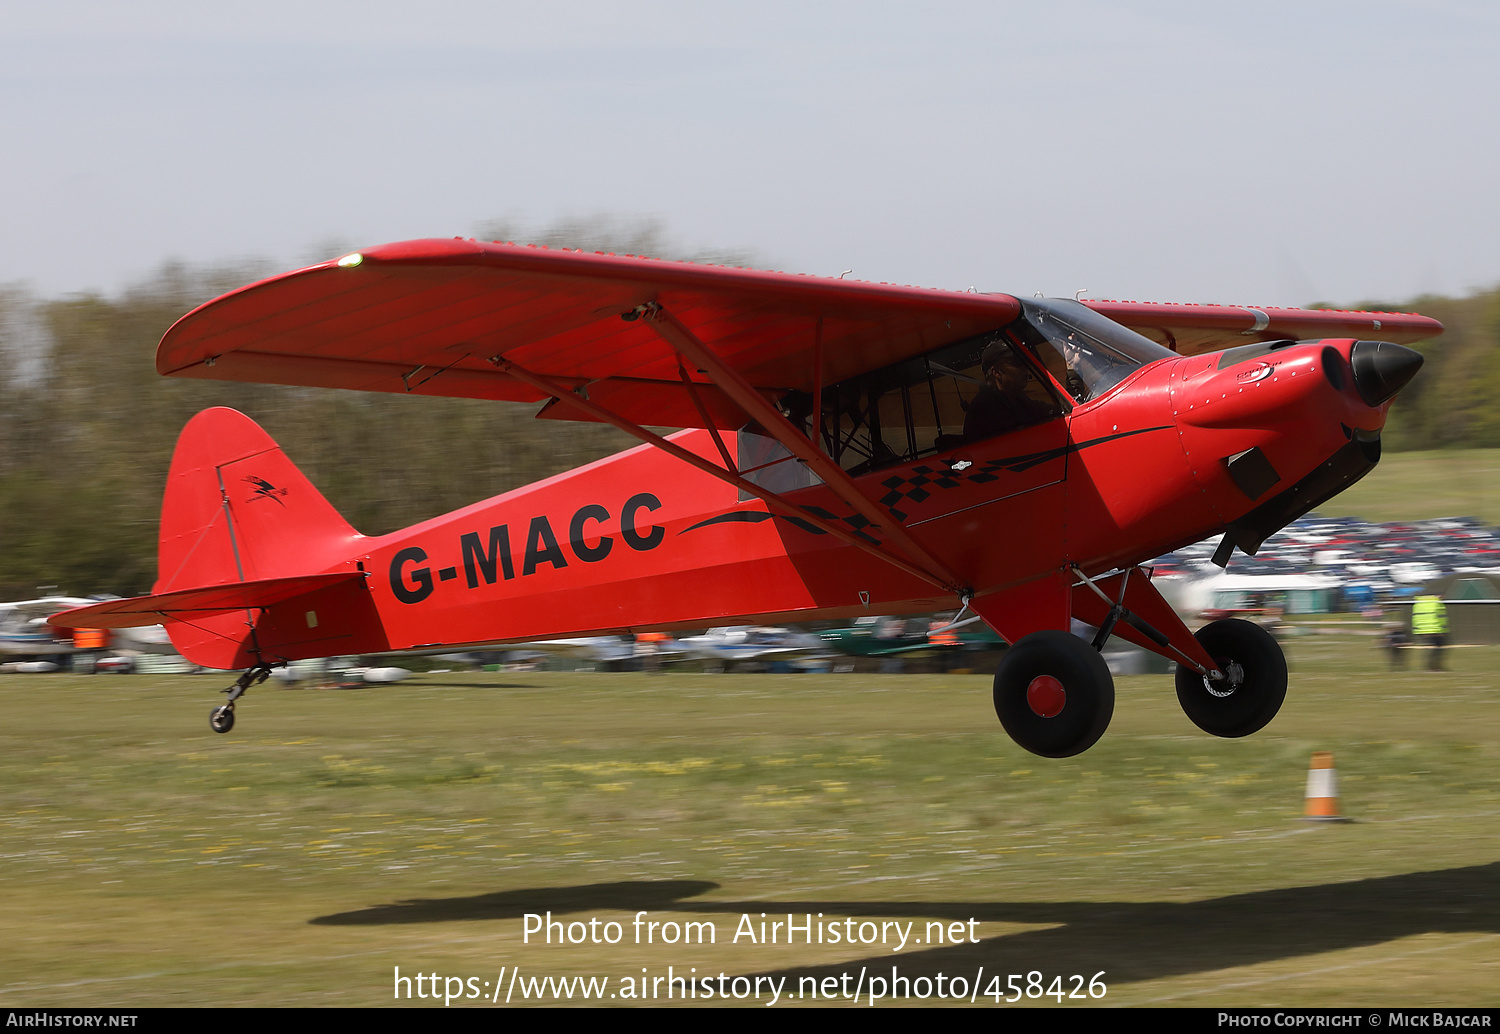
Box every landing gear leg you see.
[210,664,274,734]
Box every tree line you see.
[1337,289,1500,452]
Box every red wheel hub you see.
[1026,675,1066,718]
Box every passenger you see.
[963,344,1058,441]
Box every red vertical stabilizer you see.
[147,408,386,668]
[156,407,361,590]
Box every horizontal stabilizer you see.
[49,573,364,629]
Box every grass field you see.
[1,631,1497,1008]
[1320,447,1500,524]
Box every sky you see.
[3,0,1499,307]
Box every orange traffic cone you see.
[1303,752,1349,822]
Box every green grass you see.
[1,636,1497,1008]
[1321,447,1500,523]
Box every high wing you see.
[159,239,1443,429]
[154,241,1445,599]
[1081,299,1441,355]
[157,238,1023,430]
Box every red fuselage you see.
[157,336,1390,670]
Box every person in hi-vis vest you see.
[1411,594,1448,671]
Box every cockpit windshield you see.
[1014,298,1176,403]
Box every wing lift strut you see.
[489,303,971,600]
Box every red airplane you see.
[52,239,1439,756]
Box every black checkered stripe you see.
[877,427,1166,520]
[876,448,1062,521]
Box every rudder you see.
[156,407,362,593]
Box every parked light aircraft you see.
[502,635,683,671]
[52,239,1438,756]
[817,614,1003,659]
[1,596,171,659]
[676,626,829,669]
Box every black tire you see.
[993,630,1115,758]
[1175,618,1287,737]
[210,705,235,734]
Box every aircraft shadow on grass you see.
[311,862,1499,986]
[310,880,720,925]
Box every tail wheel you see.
[1175,618,1287,737]
[210,705,235,734]
[993,630,1115,758]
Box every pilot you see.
[963,343,1058,441]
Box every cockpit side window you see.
[737,328,1066,488]
[735,302,1168,488]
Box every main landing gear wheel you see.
[993,630,1115,758]
[1175,618,1287,738]
[210,705,235,734]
